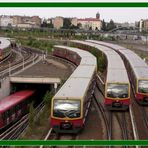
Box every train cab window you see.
[107,83,129,98]
[53,100,81,118]
[4,110,10,119]
[138,80,148,93]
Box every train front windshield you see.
[107,83,129,98]
[53,100,81,118]
[138,80,148,93]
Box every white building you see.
[78,18,102,30]
[53,16,63,29]
[0,16,13,27]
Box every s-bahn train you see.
[0,90,35,130]
[51,45,97,133]
[0,37,11,61]
[70,40,130,110]
[87,40,148,105]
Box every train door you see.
[15,103,22,117]
[3,110,11,126]
[11,107,16,122]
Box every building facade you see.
[139,19,148,32]
[77,12,101,30]
[78,18,102,30]
[71,17,78,26]
[0,15,41,28]
[53,16,63,29]
[0,15,13,27]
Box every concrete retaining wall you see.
[0,77,10,99]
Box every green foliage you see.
[43,90,53,107]
[90,47,107,73]
[101,19,116,31]
[101,19,107,31]
[106,19,116,31]
[28,102,35,129]
[62,18,72,29]
[47,23,54,28]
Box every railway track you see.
[0,102,45,141]
[140,106,148,131]
[93,94,111,140]
[0,48,39,78]
[0,47,32,72]
[114,112,129,148]
[95,75,136,148]
[0,51,12,64]
[40,128,77,148]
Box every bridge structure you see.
[9,56,74,93]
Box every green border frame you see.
[0,2,148,7]
[0,140,148,146]
[0,1,148,146]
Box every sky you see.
[0,8,147,23]
[0,0,147,23]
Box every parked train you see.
[70,40,130,110]
[0,90,35,130]
[51,45,97,133]
[87,40,148,105]
[0,37,11,61]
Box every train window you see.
[138,80,148,93]
[4,110,10,118]
[16,104,21,110]
[53,100,81,118]
[107,83,129,98]
[11,107,15,114]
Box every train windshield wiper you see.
[53,109,69,118]
[65,110,80,118]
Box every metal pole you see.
[23,56,24,70]
[8,62,11,76]
[54,83,57,93]
[33,53,35,63]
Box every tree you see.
[41,20,48,28]
[89,26,92,30]
[47,22,53,28]
[43,90,53,109]
[101,19,107,31]
[77,23,82,29]
[106,19,116,31]
[62,18,71,29]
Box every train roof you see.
[80,56,96,66]
[86,40,148,79]
[70,65,96,78]
[134,67,148,80]
[53,77,91,100]
[71,40,113,52]
[0,37,11,50]
[107,54,125,69]
[71,40,126,69]
[0,90,35,113]
[54,45,94,58]
[107,69,129,84]
[86,40,126,50]
[54,45,96,66]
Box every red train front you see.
[105,82,130,110]
[136,79,148,104]
[51,99,83,133]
